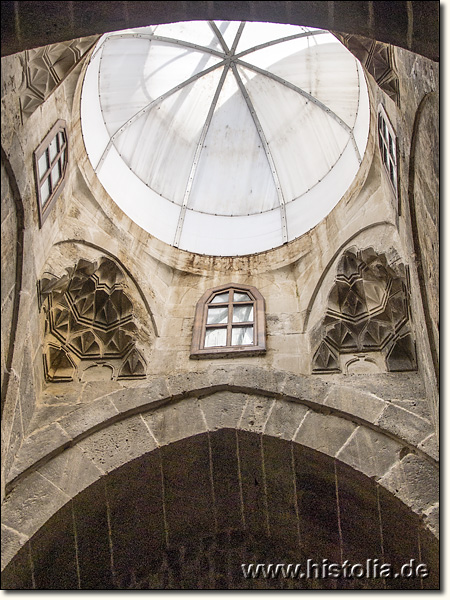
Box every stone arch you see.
[2,374,438,585]
[1,146,25,413]
[407,91,439,386]
[1,2,438,62]
[1,428,439,589]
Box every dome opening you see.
[81,21,370,256]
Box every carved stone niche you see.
[19,36,98,119]
[334,33,399,105]
[39,257,147,382]
[312,248,417,374]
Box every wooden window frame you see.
[190,283,266,359]
[377,104,398,202]
[33,119,68,227]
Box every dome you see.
[81,21,370,256]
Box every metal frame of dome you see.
[81,21,370,256]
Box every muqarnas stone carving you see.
[39,257,146,382]
[20,37,98,119]
[312,248,417,374]
[336,35,399,105]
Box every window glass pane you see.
[59,131,66,147]
[51,162,61,187]
[205,327,227,347]
[388,134,394,158]
[234,292,251,302]
[49,136,59,162]
[232,326,253,345]
[38,152,49,179]
[61,149,67,167]
[233,304,253,322]
[211,292,229,303]
[40,178,51,205]
[389,162,395,185]
[207,306,228,324]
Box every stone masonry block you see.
[58,397,119,439]
[294,411,356,457]
[418,434,439,462]
[37,445,104,498]
[324,386,387,423]
[142,396,207,446]
[263,399,309,441]
[199,391,247,431]
[165,371,213,398]
[378,454,439,517]
[376,403,434,447]
[6,422,71,485]
[78,414,157,473]
[424,504,439,538]
[1,524,29,572]
[281,373,329,405]
[238,394,274,434]
[111,379,170,413]
[2,472,69,544]
[336,426,403,478]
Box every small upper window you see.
[190,284,266,358]
[378,105,398,200]
[33,120,68,226]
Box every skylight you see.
[81,21,370,256]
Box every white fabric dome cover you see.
[81,21,370,256]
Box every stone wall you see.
[1,385,439,589]
[1,1,439,61]
[1,4,439,590]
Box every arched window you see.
[33,119,68,226]
[190,284,266,358]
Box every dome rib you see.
[236,57,362,164]
[95,57,228,173]
[233,28,328,60]
[173,63,231,246]
[231,62,288,242]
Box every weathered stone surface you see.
[110,379,169,412]
[379,454,439,516]
[376,403,434,446]
[239,394,274,434]
[58,396,119,439]
[418,433,439,462]
[165,371,213,398]
[294,411,356,457]
[324,386,386,423]
[325,372,426,400]
[424,503,439,538]
[336,426,402,478]
[2,471,69,542]
[263,399,309,441]
[142,396,207,446]
[78,414,157,472]
[199,391,247,431]
[7,422,71,484]
[390,398,433,422]
[37,445,103,498]
[1,525,28,571]
[281,373,329,404]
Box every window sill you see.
[190,345,266,359]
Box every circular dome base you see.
[81,21,370,256]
